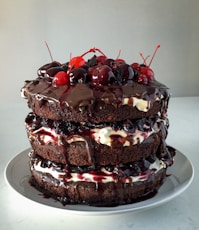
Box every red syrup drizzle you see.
[76,170,109,183]
[28,167,160,206]
[36,128,57,145]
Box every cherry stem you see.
[139,53,149,65]
[148,45,160,67]
[116,49,121,60]
[81,47,106,57]
[45,41,53,62]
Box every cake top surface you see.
[22,46,169,99]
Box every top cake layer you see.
[21,47,170,123]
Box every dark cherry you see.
[96,55,107,64]
[46,66,63,77]
[91,65,116,85]
[37,61,61,76]
[113,66,122,83]
[87,66,96,79]
[69,67,87,84]
[103,58,115,68]
[61,62,69,72]
[131,62,140,71]
[118,63,134,83]
[80,64,89,71]
[87,55,98,67]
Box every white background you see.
[0,0,199,104]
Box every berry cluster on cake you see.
[21,46,175,206]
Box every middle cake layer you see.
[25,112,169,166]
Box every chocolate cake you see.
[21,46,175,206]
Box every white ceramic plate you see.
[4,148,194,215]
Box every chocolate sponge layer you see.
[30,167,166,206]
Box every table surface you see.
[1,97,199,230]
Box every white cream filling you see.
[122,96,161,112]
[32,158,166,184]
[28,122,159,147]
[91,127,155,146]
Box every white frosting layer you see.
[32,158,166,184]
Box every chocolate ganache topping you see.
[22,47,170,123]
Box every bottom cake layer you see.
[28,150,175,206]
[30,168,166,206]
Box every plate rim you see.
[4,148,194,216]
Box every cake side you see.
[21,46,176,207]
[25,112,169,166]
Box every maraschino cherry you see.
[52,71,69,85]
[52,47,107,86]
[131,45,160,84]
[68,48,106,70]
[39,44,160,87]
[115,49,125,65]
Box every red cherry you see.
[69,56,86,68]
[53,71,69,85]
[136,74,148,84]
[96,55,107,64]
[139,66,154,79]
[115,58,126,65]
[115,49,126,65]
[131,62,140,71]
[68,48,107,74]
